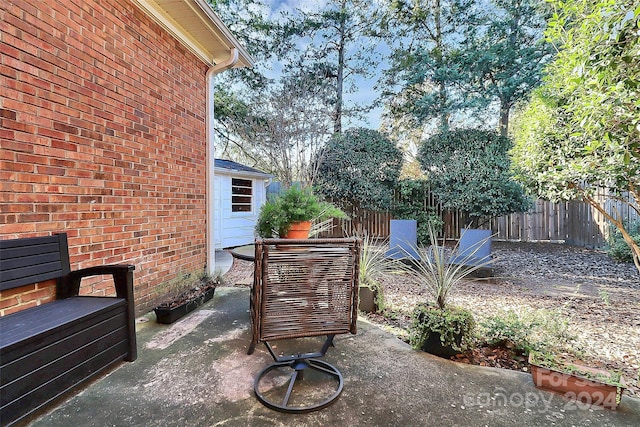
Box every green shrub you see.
[409,304,475,351]
[392,179,443,245]
[606,220,640,263]
[315,128,403,213]
[477,308,576,355]
[417,128,531,227]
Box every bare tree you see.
[215,74,334,186]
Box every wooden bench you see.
[0,233,136,426]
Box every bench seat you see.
[0,297,130,424]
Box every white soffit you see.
[131,0,254,67]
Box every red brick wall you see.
[1,0,210,315]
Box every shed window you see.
[232,178,253,212]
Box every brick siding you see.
[1,0,210,315]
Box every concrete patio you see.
[27,283,640,426]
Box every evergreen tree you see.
[418,129,531,227]
[381,0,551,136]
[288,0,383,133]
[460,0,552,136]
[381,0,474,133]
[315,128,403,230]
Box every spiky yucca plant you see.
[408,225,494,309]
[403,225,494,352]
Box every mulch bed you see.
[222,241,639,397]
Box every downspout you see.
[206,48,239,276]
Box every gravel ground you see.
[222,241,640,396]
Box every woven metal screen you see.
[252,238,361,344]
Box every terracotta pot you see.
[529,355,625,409]
[284,221,312,239]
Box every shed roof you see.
[132,0,253,67]
[214,159,272,178]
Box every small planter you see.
[410,304,474,358]
[420,331,463,358]
[154,285,216,324]
[528,353,625,410]
[358,286,378,313]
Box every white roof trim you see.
[214,167,272,180]
[131,0,254,67]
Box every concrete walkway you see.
[215,249,234,276]
[28,286,639,427]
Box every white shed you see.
[213,159,272,249]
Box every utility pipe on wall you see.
[205,48,239,276]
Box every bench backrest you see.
[0,234,70,291]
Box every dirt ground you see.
[222,241,640,396]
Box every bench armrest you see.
[57,264,137,362]
[58,264,136,300]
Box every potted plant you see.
[255,186,346,238]
[403,224,493,357]
[358,235,394,313]
[154,273,219,324]
[528,351,626,410]
[410,303,475,357]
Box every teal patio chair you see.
[449,228,493,272]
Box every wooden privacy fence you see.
[321,189,638,249]
[492,189,638,248]
[325,206,392,238]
